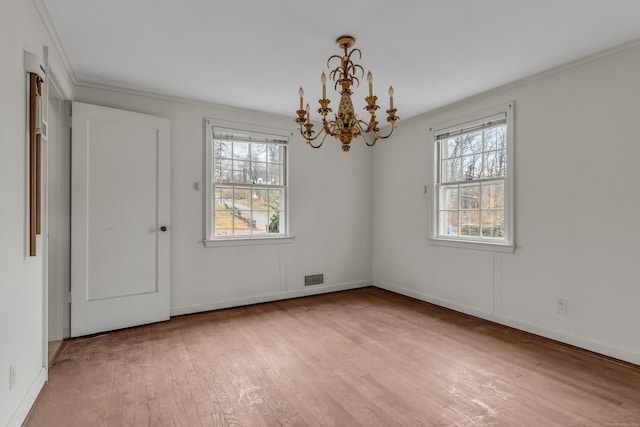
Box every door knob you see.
[160,226,168,232]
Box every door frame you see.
[43,60,73,370]
[45,79,71,343]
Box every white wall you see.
[75,85,373,316]
[0,1,73,425]
[372,43,640,365]
[4,3,639,423]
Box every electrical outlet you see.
[9,361,16,390]
[556,299,567,315]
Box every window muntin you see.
[207,124,288,240]
[435,111,510,244]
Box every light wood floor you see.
[26,288,640,426]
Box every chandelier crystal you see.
[295,35,399,152]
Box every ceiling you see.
[44,0,640,120]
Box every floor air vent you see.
[304,274,324,286]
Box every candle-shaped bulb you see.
[367,71,373,97]
[306,103,310,122]
[389,86,394,110]
[299,86,304,110]
[321,72,327,99]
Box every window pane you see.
[233,187,251,206]
[463,154,481,180]
[440,210,459,236]
[238,209,253,231]
[214,187,233,208]
[481,209,504,238]
[484,125,507,151]
[251,162,267,184]
[252,210,269,233]
[483,150,506,178]
[462,131,482,155]
[214,210,233,236]
[251,143,267,162]
[214,186,234,237]
[268,209,283,234]
[460,184,479,209]
[214,139,232,159]
[233,160,250,183]
[481,182,504,210]
[214,159,232,183]
[268,144,283,163]
[269,188,283,210]
[268,164,282,185]
[440,186,458,210]
[446,137,462,158]
[234,142,250,161]
[251,188,268,210]
[484,127,497,151]
[442,158,462,183]
[496,126,507,150]
[460,210,480,236]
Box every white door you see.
[71,102,170,337]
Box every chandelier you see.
[295,35,398,152]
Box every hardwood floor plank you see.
[25,288,640,426]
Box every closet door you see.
[71,102,171,337]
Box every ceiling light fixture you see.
[295,35,398,152]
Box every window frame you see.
[429,102,515,253]
[203,119,293,247]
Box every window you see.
[205,120,289,244]
[432,103,514,251]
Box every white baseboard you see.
[7,366,47,427]
[170,281,371,317]
[374,280,640,366]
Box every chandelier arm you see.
[306,132,327,148]
[298,121,328,144]
[369,121,396,141]
[301,128,328,148]
[364,135,378,147]
[353,121,377,147]
[299,126,327,143]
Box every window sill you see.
[203,236,295,248]
[428,237,515,253]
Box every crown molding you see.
[75,80,297,124]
